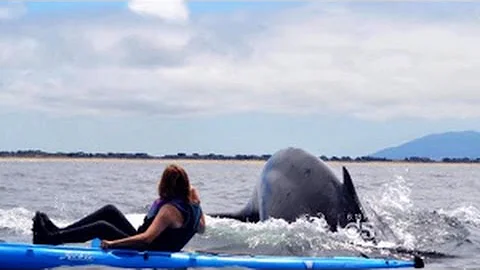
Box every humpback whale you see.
[211,147,368,231]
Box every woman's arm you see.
[190,187,206,234]
[101,204,180,249]
[197,210,206,234]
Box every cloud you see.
[1,2,480,120]
[128,0,189,23]
[0,2,26,20]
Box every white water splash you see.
[378,175,413,212]
[367,175,417,248]
[0,207,34,235]
[203,215,376,254]
[439,205,480,227]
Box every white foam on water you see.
[203,215,377,254]
[439,205,480,227]
[0,207,34,235]
[122,212,419,257]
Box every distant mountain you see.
[370,131,480,160]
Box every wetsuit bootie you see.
[39,212,60,233]
[32,212,50,244]
[32,212,63,245]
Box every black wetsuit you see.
[40,199,202,251]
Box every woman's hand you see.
[101,240,113,249]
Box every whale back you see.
[258,148,343,223]
[209,147,368,231]
[258,147,367,229]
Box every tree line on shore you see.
[1,150,480,163]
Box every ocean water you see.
[1,158,479,269]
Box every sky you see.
[1,0,480,157]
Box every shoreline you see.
[0,156,266,164]
[1,156,480,165]
[2,150,479,164]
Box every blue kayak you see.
[0,241,424,269]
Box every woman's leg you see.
[48,204,137,235]
[34,219,134,245]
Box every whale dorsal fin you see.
[342,166,367,222]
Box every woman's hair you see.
[158,164,191,202]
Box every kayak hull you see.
[0,242,422,269]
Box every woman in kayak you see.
[32,164,206,252]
